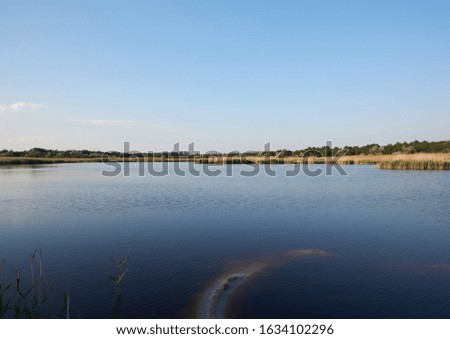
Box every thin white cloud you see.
[0,102,43,112]
[70,119,136,127]
[6,135,55,144]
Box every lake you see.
[1,163,449,318]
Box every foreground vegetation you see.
[0,250,128,319]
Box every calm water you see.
[1,163,449,318]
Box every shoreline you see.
[1,154,449,170]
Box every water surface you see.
[0,163,449,318]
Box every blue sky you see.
[1,0,449,152]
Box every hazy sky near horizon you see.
[1,0,449,152]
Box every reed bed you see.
[358,154,450,170]
[194,153,450,170]
[376,160,450,170]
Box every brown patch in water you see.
[193,248,332,318]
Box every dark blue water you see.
[0,163,449,318]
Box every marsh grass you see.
[0,258,11,318]
[0,249,56,319]
[60,290,70,319]
[376,160,450,170]
[354,154,450,170]
[195,153,450,170]
[110,254,129,318]
[1,250,130,318]
[0,250,68,319]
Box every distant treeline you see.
[1,140,449,159]
[287,140,450,157]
